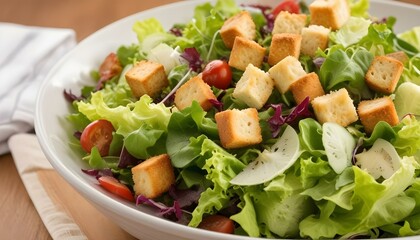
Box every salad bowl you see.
[35,0,420,239]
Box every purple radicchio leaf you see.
[352,137,365,165]
[180,47,204,72]
[136,195,182,221]
[242,4,275,37]
[313,57,326,69]
[118,147,141,168]
[209,98,223,112]
[268,97,312,138]
[168,186,203,209]
[169,27,183,37]
[63,89,84,102]
[73,131,82,140]
[81,168,113,180]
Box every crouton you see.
[125,60,168,98]
[268,56,307,94]
[268,33,302,66]
[365,56,404,94]
[174,76,217,111]
[311,88,358,126]
[228,37,266,71]
[357,96,399,134]
[233,64,274,109]
[290,72,325,104]
[309,0,350,30]
[215,108,262,149]
[220,11,256,49]
[386,51,409,65]
[272,11,307,35]
[131,154,175,199]
[300,25,331,57]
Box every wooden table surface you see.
[0,0,418,239]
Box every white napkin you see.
[9,133,137,240]
[0,23,76,154]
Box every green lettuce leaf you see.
[300,156,418,239]
[319,46,374,101]
[230,192,259,237]
[77,92,171,137]
[399,26,420,51]
[189,138,245,227]
[332,17,371,47]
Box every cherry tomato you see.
[98,176,135,202]
[80,119,115,156]
[202,60,232,89]
[198,215,235,234]
[273,0,300,16]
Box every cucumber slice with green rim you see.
[322,122,356,174]
[230,125,300,186]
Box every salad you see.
[64,0,420,239]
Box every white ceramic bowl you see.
[35,0,420,239]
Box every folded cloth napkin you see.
[9,133,136,240]
[0,23,76,154]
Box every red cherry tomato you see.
[198,215,235,234]
[80,119,115,156]
[98,176,135,202]
[273,0,300,16]
[202,60,232,89]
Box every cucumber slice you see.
[355,138,401,179]
[230,125,300,186]
[394,82,420,119]
[322,122,356,174]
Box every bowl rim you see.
[34,0,420,239]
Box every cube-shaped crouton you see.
[386,51,409,65]
[174,76,217,111]
[215,108,262,149]
[300,25,331,57]
[268,56,307,94]
[311,88,358,126]
[309,0,350,30]
[290,72,325,104]
[229,37,266,71]
[233,64,274,109]
[220,11,256,49]
[357,96,399,134]
[131,154,175,199]
[272,11,307,35]
[125,60,168,98]
[365,56,404,94]
[268,33,302,66]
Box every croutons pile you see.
[125,0,406,199]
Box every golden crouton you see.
[174,76,217,111]
[268,56,307,94]
[215,108,262,149]
[365,56,404,94]
[272,11,307,35]
[228,37,266,71]
[125,60,168,98]
[220,11,256,49]
[233,64,274,109]
[268,33,302,66]
[386,51,409,65]
[300,25,331,57]
[131,154,175,199]
[311,88,358,126]
[290,72,325,104]
[309,0,350,30]
[357,96,399,134]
